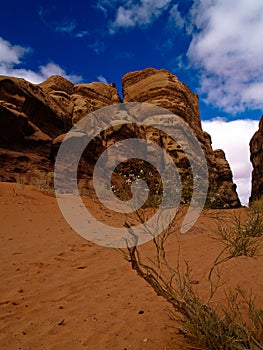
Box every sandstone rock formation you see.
[0,100,28,142]
[38,75,75,94]
[0,69,240,208]
[72,82,121,124]
[0,75,121,183]
[123,68,202,137]
[250,116,263,203]
[122,68,240,208]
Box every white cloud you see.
[55,20,76,33]
[89,40,105,54]
[187,0,263,113]
[0,37,30,66]
[108,0,172,33]
[74,30,90,38]
[202,118,259,205]
[97,75,109,84]
[0,37,82,84]
[39,63,82,83]
[38,7,89,39]
[97,0,121,15]
[54,22,90,39]
[168,4,185,30]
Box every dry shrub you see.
[119,205,263,349]
[15,171,54,196]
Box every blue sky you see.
[0,0,263,203]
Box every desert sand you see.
[0,182,262,350]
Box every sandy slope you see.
[0,183,262,350]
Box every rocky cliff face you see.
[0,69,240,208]
[250,116,263,203]
[123,68,202,136]
[0,75,121,183]
[122,68,240,208]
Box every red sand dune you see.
[0,183,262,349]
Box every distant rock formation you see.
[250,116,263,203]
[0,69,240,208]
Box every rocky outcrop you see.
[0,76,72,139]
[0,75,121,183]
[72,82,121,124]
[0,148,53,183]
[38,75,75,95]
[0,69,240,208]
[123,68,202,138]
[250,116,263,203]
[122,68,240,208]
[0,100,28,142]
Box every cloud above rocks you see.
[97,0,173,33]
[0,37,82,84]
[97,75,109,84]
[202,118,259,205]
[187,0,263,113]
[97,0,263,115]
[168,4,186,30]
[38,7,90,39]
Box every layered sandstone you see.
[123,68,202,137]
[0,75,121,183]
[0,69,240,208]
[122,68,240,208]
[72,82,121,124]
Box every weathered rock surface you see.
[250,116,263,203]
[72,82,121,124]
[0,75,121,184]
[0,76,72,138]
[123,68,202,136]
[122,68,240,208]
[0,148,53,183]
[0,100,28,142]
[38,75,75,95]
[0,69,240,208]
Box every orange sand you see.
[0,183,262,350]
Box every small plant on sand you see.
[118,205,263,350]
[15,173,26,192]
[30,171,54,195]
[15,171,54,196]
